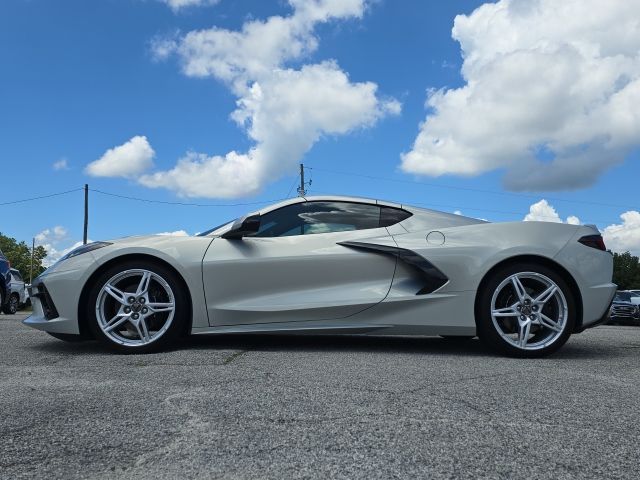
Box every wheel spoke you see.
[511,275,527,302]
[104,284,128,305]
[137,318,151,343]
[147,302,174,313]
[136,271,152,296]
[104,314,129,332]
[517,319,532,348]
[492,305,519,317]
[539,313,562,332]
[535,285,557,305]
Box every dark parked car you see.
[0,249,10,311]
[609,291,640,325]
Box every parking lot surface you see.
[1,312,640,480]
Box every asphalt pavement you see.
[1,312,639,479]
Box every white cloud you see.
[521,200,640,255]
[160,0,219,12]
[140,62,399,197]
[402,0,640,191]
[85,136,155,178]
[52,158,69,171]
[34,226,85,267]
[35,226,67,243]
[156,230,189,236]
[523,199,581,224]
[145,0,399,198]
[603,211,640,256]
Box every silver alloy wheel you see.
[490,272,568,351]
[96,269,175,347]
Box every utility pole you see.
[297,164,306,197]
[297,164,311,197]
[83,184,89,245]
[30,237,34,284]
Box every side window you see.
[379,206,412,227]
[12,271,23,282]
[252,201,382,237]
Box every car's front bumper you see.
[22,253,98,335]
[24,282,80,334]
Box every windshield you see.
[614,291,633,302]
[197,219,236,237]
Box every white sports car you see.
[25,196,616,357]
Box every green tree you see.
[612,251,640,290]
[0,232,48,282]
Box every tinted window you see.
[615,291,632,302]
[380,206,412,227]
[252,201,382,237]
[12,271,23,281]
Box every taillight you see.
[578,234,606,251]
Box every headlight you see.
[59,241,112,262]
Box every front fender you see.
[89,236,214,329]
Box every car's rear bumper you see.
[575,306,610,332]
[579,283,617,329]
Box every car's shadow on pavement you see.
[28,330,631,359]
[30,333,494,357]
[185,334,493,356]
[182,333,629,359]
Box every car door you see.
[202,201,399,326]
[11,271,25,303]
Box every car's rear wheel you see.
[476,263,575,357]
[86,260,188,353]
[2,293,19,314]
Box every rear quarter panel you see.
[392,221,580,293]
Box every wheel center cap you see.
[521,305,532,315]
[131,302,142,313]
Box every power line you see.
[90,188,287,207]
[0,188,83,206]
[308,167,639,211]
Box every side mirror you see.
[221,214,261,239]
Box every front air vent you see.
[35,283,59,320]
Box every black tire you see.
[2,293,19,314]
[476,262,576,358]
[86,260,188,353]
[48,332,86,342]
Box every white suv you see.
[3,268,26,314]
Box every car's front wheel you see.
[476,263,575,357]
[86,260,188,353]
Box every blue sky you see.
[1,0,639,261]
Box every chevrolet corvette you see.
[24,196,616,357]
